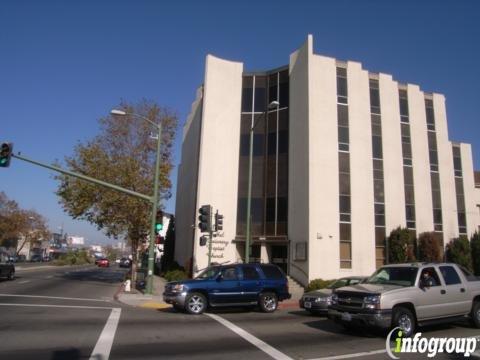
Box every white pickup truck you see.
[328,262,480,336]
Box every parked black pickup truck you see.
[0,253,15,280]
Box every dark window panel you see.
[337,76,348,98]
[399,98,409,117]
[433,209,443,224]
[338,104,349,126]
[337,96,348,105]
[267,132,276,155]
[278,130,288,154]
[432,190,442,209]
[278,109,288,130]
[404,167,414,185]
[371,114,381,125]
[338,143,349,152]
[373,159,383,171]
[340,195,351,214]
[340,213,351,222]
[457,195,465,211]
[373,169,384,180]
[452,146,461,157]
[254,76,266,112]
[339,152,350,173]
[431,173,440,190]
[429,150,438,165]
[375,227,386,246]
[372,124,382,136]
[372,136,383,158]
[403,159,412,166]
[434,224,443,232]
[339,173,351,195]
[407,221,416,229]
[277,197,287,223]
[453,156,462,171]
[253,133,265,157]
[340,223,351,241]
[338,126,350,146]
[375,214,385,226]
[336,67,347,77]
[375,203,385,215]
[370,87,380,110]
[455,178,464,194]
[266,197,275,222]
[268,73,278,104]
[406,205,416,221]
[405,185,415,205]
[401,123,410,138]
[242,77,253,112]
[374,179,385,203]
[428,132,437,150]
[426,106,435,126]
[402,142,412,159]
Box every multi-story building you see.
[175,35,480,285]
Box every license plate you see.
[341,312,352,321]
[304,301,311,309]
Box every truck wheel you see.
[7,270,14,280]
[392,307,416,337]
[259,292,278,313]
[185,293,207,315]
[470,302,480,328]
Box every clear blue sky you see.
[1,0,479,245]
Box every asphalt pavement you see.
[2,264,480,360]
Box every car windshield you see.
[366,267,418,287]
[327,279,349,289]
[196,266,220,279]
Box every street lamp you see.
[111,109,162,295]
[245,100,279,264]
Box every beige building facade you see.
[175,35,480,285]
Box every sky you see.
[1,0,479,245]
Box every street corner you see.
[139,301,172,310]
[278,300,301,310]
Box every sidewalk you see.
[115,274,172,310]
[115,275,300,311]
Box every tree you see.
[418,232,443,262]
[0,192,50,253]
[446,236,473,271]
[55,100,177,282]
[161,215,175,272]
[471,232,480,276]
[388,227,416,264]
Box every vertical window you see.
[400,88,415,230]
[370,78,385,267]
[453,144,467,235]
[426,97,443,236]
[236,71,289,240]
[338,66,351,268]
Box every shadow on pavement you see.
[50,348,83,360]
[60,268,128,284]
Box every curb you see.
[278,300,301,310]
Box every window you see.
[221,267,239,281]
[420,267,441,287]
[260,264,284,279]
[439,266,461,285]
[243,266,260,280]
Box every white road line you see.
[0,303,114,310]
[206,313,293,360]
[0,294,111,302]
[89,308,122,360]
[18,280,30,284]
[307,349,387,360]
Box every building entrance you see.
[270,245,288,274]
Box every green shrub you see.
[306,278,335,292]
[53,250,92,266]
[446,236,473,271]
[164,269,188,282]
[388,227,416,263]
[471,232,480,276]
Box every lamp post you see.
[111,109,162,295]
[245,100,279,264]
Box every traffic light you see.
[198,205,212,232]
[215,211,224,232]
[0,142,13,168]
[155,210,164,234]
[199,235,207,246]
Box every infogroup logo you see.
[386,327,478,359]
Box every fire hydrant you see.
[124,279,131,292]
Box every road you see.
[1,265,479,359]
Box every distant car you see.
[30,255,43,262]
[119,257,131,268]
[97,258,110,267]
[43,255,52,262]
[0,254,15,280]
[299,276,367,315]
